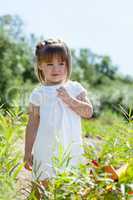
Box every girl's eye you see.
[59,62,65,66]
[47,63,53,66]
[46,62,65,67]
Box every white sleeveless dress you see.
[29,80,87,181]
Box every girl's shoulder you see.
[69,80,84,87]
[29,84,43,106]
[67,80,87,96]
[30,84,44,96]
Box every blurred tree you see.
[0,14,132,115]
[0,14,24,41]
[77,49,97,84]
[95,56,118,80]
[0,15,37,107]
[71,49,84,81]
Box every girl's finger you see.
[31,155,33,165]
[24,162,32,171]
[57,90,64,95]
[58,87,66,91]
[29,156,33,166]
[59,86,64,89]
[76,95,82,100]
[59,91,64,95]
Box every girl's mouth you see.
[52,74,60,76]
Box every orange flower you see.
[128,191,133,195]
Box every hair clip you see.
[36,39,64,54]
[44,39,54,44]
[43,40,49,45]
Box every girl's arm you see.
[73,91,93,119]
[67,91,93,119]
[24,103,40,159]
[57,87,93,119]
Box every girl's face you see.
[39,56,67,85]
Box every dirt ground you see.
[16,139,32,200]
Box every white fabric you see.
[29,80,87,181]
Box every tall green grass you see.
[0,106,26,200]
[0,106,133,199]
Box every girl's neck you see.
[43,79,67,86]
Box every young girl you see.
[24,38,93,188]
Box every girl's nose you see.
[52,65,60,71]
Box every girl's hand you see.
[76,93,84,101]
[57,87,71,104]
[23,153,33,171]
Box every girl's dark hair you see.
[35,38,72,84]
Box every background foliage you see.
[0,14,133,116]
